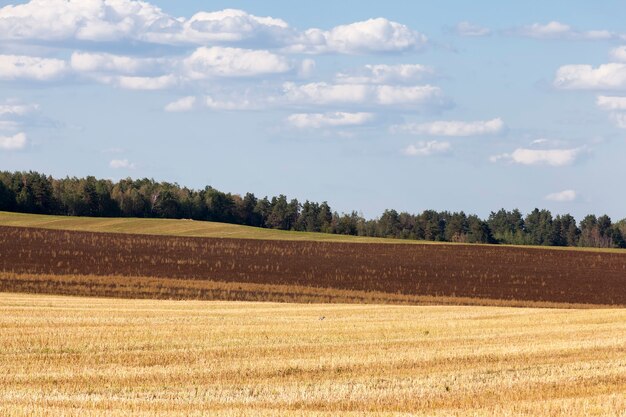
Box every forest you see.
[0,170,624,249]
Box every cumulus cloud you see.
[109,159,136,169]
[112,74,177,90]
[455,21,490,37]
[403,140,451,156]
[164,8,292,45]
[70,52,162,74]
[514,21,613,40]
[0,132,26,150]
[183,46,291,79]
[164,96,196,112]
[490,148,582,166]
[335,64,433,85]
[596,95,626,110]
[291,18,427,54]
[545,189,577,202]
[554,63,626,90]
[376,85,444,106]
[393,118,504,136]
[287,112,374,128]
[0,1,426,55]
[282,81,445,108]
[0,54,67,80]
[283,82,371,105]
[0,0,176,42]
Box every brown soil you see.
[1,226,624,305]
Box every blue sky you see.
[1,0,625,220]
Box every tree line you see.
[1,171,624,249]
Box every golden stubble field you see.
[0,293,625,417]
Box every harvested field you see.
[1,226,625,306]
[1,293,625,416]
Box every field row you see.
[1,272,601,308]
[1,226,625,305]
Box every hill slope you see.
[0,211,412,243]
[0,211,623,253]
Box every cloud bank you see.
[0,1,427,55]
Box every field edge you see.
[0,273,616,309]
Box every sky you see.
[1,0,625,221]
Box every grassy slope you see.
[0,211,403,243]
[1,211,624,253]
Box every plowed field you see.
[1,226,624,306]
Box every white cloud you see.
[114,74,177,90]
[290,18,427,54]
[0,132,26,150]
[554,64,626,90]
[0,2,426,56]
[69,47,292,87]
[0,0,176,42]
[529,138,569,148]
[183,46,291,79]
[0,54,66,80]
[518,21,571,38]
[610,46,626,62]
[164,96,196,112]
[0,102,39,117]
[595,96,626,128]
[596,95,626,110]
[393,118,504,136]
[515,21,613,40]
[169,8,292,45]
[109,159,136,169]
[205,95,256,110]
[491,148,582,166]
[376,85,443,106]
[287,112,374,128]
[403,141,451,156]
[70,52,161,74]
[282,82,444,107]
[545,189,577,202]
[0,100,41,133]
[283,82,368,105]
[455,21,490,37]
[335,64,433,85]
